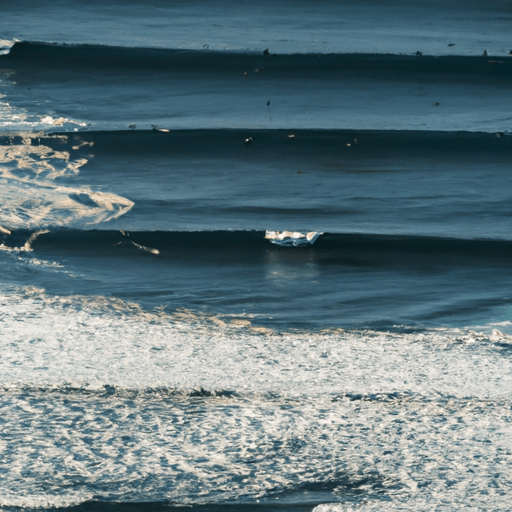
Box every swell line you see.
[5,128,512,157]
[3,41,512,82]
[4,229,512,268]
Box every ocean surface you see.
[1,1,512,510]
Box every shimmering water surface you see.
[1,1,512,510]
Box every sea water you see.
[1,1,512,510]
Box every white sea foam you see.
[0,81,133,230]
[40,115,87,128]
[1,288,512,508]
[265,230,322,246]
[0,134,133,229]
[0,493,93,510]
[313,506,373,512]
[0,92,40,131]
[1,287,512,399]
[0,229,50,253]
[0,39,15,54]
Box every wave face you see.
[2,1,512,511]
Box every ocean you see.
[1,1,512,510]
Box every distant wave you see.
[2,42,512,134]
[3,41,512,82]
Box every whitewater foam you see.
[1,286,512,509]
[0,134,133,229]
[1,287,512,399]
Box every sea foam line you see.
[1,288,512,400]
[0,134,133,229]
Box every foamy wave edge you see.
[0,492,92,509]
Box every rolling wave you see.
[3,228,512,269]
[4,41,512,80]
[3,128,511,165]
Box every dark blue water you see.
[1,1,512,511]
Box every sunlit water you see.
[2,1,512,510]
